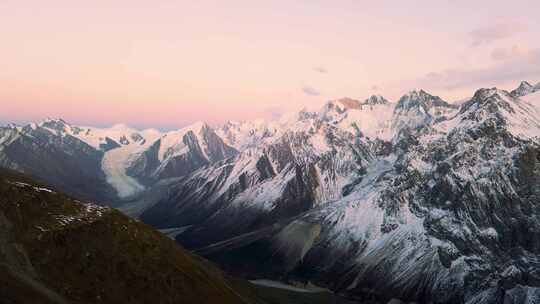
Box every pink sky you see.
[1,0,540,129]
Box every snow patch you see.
[249,280,327,293]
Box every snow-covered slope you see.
[0,118,241,201]
[522,89,540,107]
[392,89,458,135]
[3,81,540,303]
[126,121,238,181]
[136,83,540,304]
[217,119,278,151]
[39,119,161,151]
[316,96,395,140]
[0,121,116,202]
[38,119,163,198]
[511,81,540,97]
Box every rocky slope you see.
[138,84,540,303]
[0,119,237,204]
[126,121,238,182]
[511,81,540,97]
[0,122,116,203]
[0,168,263,304]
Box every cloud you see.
[490,45,521,61]
[469,21,527,47]
[313,66,328,74]
[302,86,321,96]
[263,106,284,119]
[417,48,540,90]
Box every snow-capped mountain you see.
[392,89,458,134]
[0,120,117,202]
[511,81,540,97]
[0,119,236,201]
[137,83,540,303]
[126,121,238,182]
[2,81,540,303]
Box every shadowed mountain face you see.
[0,124,116,204]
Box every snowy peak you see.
[457,87,540,140]
[322,95,390,118]
[321,100,347,115]
[392,89,457,133]
[511,81,534,97]
[39,118,70,132]
[363,95,389,106]
[460,87,515,116]
[157,121,212,161]
[510,80,540,97]
[335,97,362,110]
[155,121,237,167]
[326,96,389,112]
[395,89,454,112]
[217,119,276,151]
[33,118,162,152]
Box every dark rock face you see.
[156,131,211,179]
[99,137,121,151]
[511,81,537,97]
[125,139,162,184]
[127,124,238,182]
[140,121,370,249]
[200,124,239,162]
[392,89,458,134]
[0,125,116,203]
[364,95,389,106]
[395,89,456,113]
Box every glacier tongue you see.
[101,145,146,198]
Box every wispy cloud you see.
[469,21,527,47]
[490,45,521,61]
[417,48,540,90]
[313,66,328,74]
[302,86,321,96]
[263,106,284,119]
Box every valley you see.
[2,82,540,303]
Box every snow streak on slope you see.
[217,119,277,151]
[523,90,540,108]
[158,121,208,162]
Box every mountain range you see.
[1,81,540,303]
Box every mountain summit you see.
[2,82,540,303]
